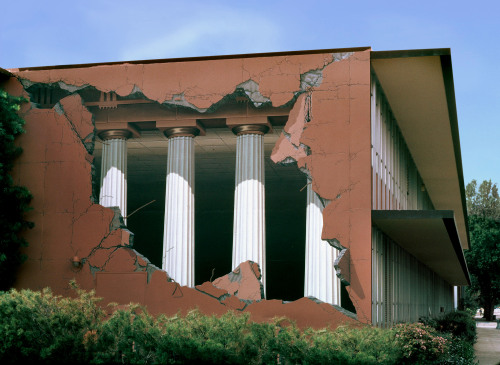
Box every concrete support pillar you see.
[232,125,269,292]
[304,183,341,305]
[162,127,199,287]
[99,130,131,224]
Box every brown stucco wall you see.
[270,51,372,322]
[4,49,371,328]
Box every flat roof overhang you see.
[371,49,469,251]
[372,210,470,285]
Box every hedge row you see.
[0,283,476,364]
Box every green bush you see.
[86,304,161,364]
[393,322,449,364]
[437,333,477,365]
[0,281,105,364]
[0,284,478,364]
[420,310,477,343]
[305,325,400,364]
[417,310,478,364]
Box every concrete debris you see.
[212,260,264,301]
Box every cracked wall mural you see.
[3,48,371,328]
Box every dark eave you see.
[372,210,470,285]
[370,49,469,250]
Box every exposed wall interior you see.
[92,125,308,301]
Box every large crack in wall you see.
[271,91,349,286]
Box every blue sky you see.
[1,0,498,186]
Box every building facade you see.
[1,47,469,328]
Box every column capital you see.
[98,129,132,140]
[157,119,206,137]
[226,116,271,136]
[163,127,200,138]
[232,124,270,136]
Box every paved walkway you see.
[475,316,500,365]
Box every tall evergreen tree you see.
[464,179,500,321]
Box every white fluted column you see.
[162,127,199,287]
[99,130,131,224]
[304,183,341,305]
[232,124,269,292]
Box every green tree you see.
[466,179,500,220]
[0,90,33,291]
[464,179,500,321]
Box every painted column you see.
[232,125,269,292]
[99,130,131,224]
[304,183,341,305]
[162,127,199,287]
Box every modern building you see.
[1,47,469,328]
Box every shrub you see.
[0,281,105,364]
[154,309,253,364]
[438,333,478,365]
[305,324,400,364]
[393,322,448,364]
[86,303,161,364]
[0,284,479,364]
[420,310,477,343]
[418,310,478,364]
